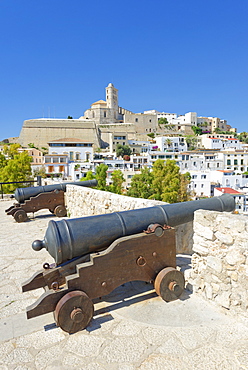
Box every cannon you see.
[22,194,235,334]
[5,180,97,222]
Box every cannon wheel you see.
[54,290,94,334]
[13,209,28,223]
[154,267,185,302]
[54,205,67,217]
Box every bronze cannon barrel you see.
[32,194,235,265]
[14,180,97,203]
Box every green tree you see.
[178,172,191,202]
[150,159,190,203]
[185,135,197,150]
[127,167,154,199]
[214,127,221,134]
[95,163,108,190]
[191,126,203,136]
[80,170,96,181]
[238,132,248,143]
[0,151,32,193]
[0,153,7,169]
[147,133,155,139]
[108,170,125,194]
[158,118,168,128]
[116,144,131,158]
[3,143,21,159]
[67,116,73,119]
[33,165,47,178]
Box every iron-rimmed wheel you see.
[54,290,94,333]
[54,205,67,217]
[154,267,185,302]
[13,209,28,223]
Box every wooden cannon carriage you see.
[5,180,97,222]
[22,194,235,333]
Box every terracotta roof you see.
[91,100,107,106]
[215,187,241,194]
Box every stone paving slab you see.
[0,200,248,369]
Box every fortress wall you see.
[185,209,248,316]
[66,185,193,254]
[18,119,101,148]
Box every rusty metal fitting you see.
[51,282,59,290]
[70,308,84,323]
[168,281,180,294]
[137,256,146,266]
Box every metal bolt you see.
[51,282,59,290]
[137,256,146,266]
[70,308,84,323]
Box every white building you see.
[44,154,69,178]
[155,136,187,152]
[48,138,94,162]
[200,134,243,151]
[188,171,211,198]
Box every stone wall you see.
[186,209,248,316]
[66,185,193,254]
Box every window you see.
[201,175,206,179]
[227,159,231,165]
[104,111,106,118]
[135,118,138,122]
[234,159,238,165]
[76,153,80,160]
[69,152,74,161]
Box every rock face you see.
[187,209,248,316]
[66,185,193,254]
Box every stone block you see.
[194,223,214,240]
[206,256,222,273]
[225,248,246,266]
[215,291,230,309]
[215,231,233,245]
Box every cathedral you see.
[18,83,158,149]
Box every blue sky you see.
[0,0,248,141]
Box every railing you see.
[0,176,42,200]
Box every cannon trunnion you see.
[22,194,235,334]
[5,180,97,222]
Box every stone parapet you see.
[66,185,193,254]
[186,209,248,316]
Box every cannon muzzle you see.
[14,180,97,203]
[32,194,235,265]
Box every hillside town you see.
[1,83,248,212]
